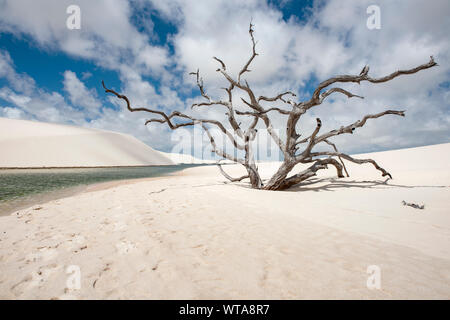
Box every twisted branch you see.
[277,158,344,190]
[189,70,229,109]
[323,139,349,177]
[102,81,244,150]
[104,23,437,191]
[319,87,364,103]
[314,109,405,144]
[217,161,249,182]
[309,151,393,179]
[236,106,291,116]
[258,91,297,106]
[308,56,437,105]
[238,22,258,84]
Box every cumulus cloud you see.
[0,0,171,76]
[63,70,102,118]
[0,53,93,125]
[0,52,174,150]
[0,106,26,119]
[151,0,450,154]
[0,51,35,94]
[0,0,448,156]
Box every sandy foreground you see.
[0,143,449,299]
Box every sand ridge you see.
[0,117,173,167]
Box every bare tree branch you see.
[102,80,176,126]
[238,22,258,84]
[314,109,405,144]
[258,91,297,105]
[319,87,364,103]
[105,24,437,191]
[301,118,322,155]
[213,56,226,70]
[309,56,437,104]
[191,68,245,139]
[216,161,249,182]
[275,158,344,190]
[213,65,287,153]
[323,139,349,177]
[235,108,291,116]
[102,81,245,151]
[189,69,208,101]
[189,69,229,109]
[309,151,392,179]
[201,123,245,165]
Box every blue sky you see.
[0,33,119,95]
[0,0,314,105]
[0,0,448,156]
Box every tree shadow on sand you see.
[284,177,449,193]
[176,176,449,193]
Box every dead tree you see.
[103,23,437,191]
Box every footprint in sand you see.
[115,240,137,254]
[112,222,127,231]
[11,263,61,296]
[72,234,85,244]
[25,247,58,263]
[59,286,80,300]
[57,234,86,251]
[29,263,61,287]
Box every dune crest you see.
[0,117,173,167]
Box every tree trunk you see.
[263,161,296,190]
[103,22,437,192]
[247,163,263,189]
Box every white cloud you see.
[0,0,448,156]
[63,70,102,118]
[81,71,92,80]
[0,0,172,76]
[0,56,91,125]
[150,0,450,154]
[0,53,173,150]
[0,51,35,94]
[0,106,25,119]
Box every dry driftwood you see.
[402,201,425,210]
[103,22,437,191]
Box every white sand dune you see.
[0,143,449,299]
[0,117,173,167]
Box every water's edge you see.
[0,184,88,216]
[0,164,205,216]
